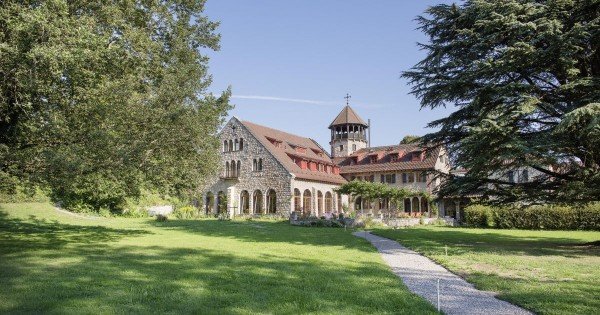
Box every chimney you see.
[368,118,371,148]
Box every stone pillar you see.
[263,191,267,215]
[455,201,461,221]
[418,197,422,213]
[227,186,236,218]
[300,189,304,213]
[311,187,317,216]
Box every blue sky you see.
[204,0,456,148]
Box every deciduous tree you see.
[0,0,231,211]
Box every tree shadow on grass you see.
[372,227,600,258]
[466,272,600,315]
[0,211,151,254]
[0,215,437,314]
[147,218,377,252]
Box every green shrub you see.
[464,204,494,227]
[491,203,600,231]
[155,214,168,222]
[0,185,50,203]
[174,206,198,219]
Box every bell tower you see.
[329,94,369,158]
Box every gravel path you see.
[354,231,532,315]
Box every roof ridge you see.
[241,120,316,144]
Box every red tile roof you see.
[335,144,441,174]
[240,120,347,185]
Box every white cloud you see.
[231,95,386,109]
[231,95,336,105]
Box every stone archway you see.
[253,190,263,214]
[217,191,226,214]
[240,190,250,214]
[303,189,312,215]
[205,192,214,214]
[294,189,301,212]
[325,192,333,212]
[267,189,277,213]
[317,191,323,216]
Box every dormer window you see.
[411,151,423,162]
[311,148,324,157]
[370,155,377,163]
[390,153,399,162]
[293,145,307,154]
[267,137,283,148]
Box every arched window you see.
[236,160,241,176]
[240,190,250,214]
[205,192,214,214]
[253,190,263,214]
[230,160,236,177]
[228,140,233,152]
[234,139,239,151]
[352,144,357,151]
[217,191,226,213]
[507,170,515,183]
[239,138,244,150]
[412,197,419,213]
[223,140,228,152]
[355,196,362,211]
[325,192,332,212]
[258,158,263,171]
[420,198,429,214]
[294,189,301,212]
[404,198,411,213]
[267,189,277,213]
[337,193,342,212]
[225,162,230,177]
[521,169,529,182]
[317,191,323,216]
[303,189,312,214]
[253,159,257,171]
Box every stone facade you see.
[202,117,292,215]
[202,117,348,217]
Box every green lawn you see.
[373,226,600,315]
[0,203,436,314]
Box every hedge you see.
[463,203,600,231]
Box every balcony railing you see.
[332,133,367,141]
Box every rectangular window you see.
[521,170,529,182]
[507,171,514,183]
[402,173,408,183]
[380,174,385,183]
[408,173,415,182]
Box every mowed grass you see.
[373,226,600,315]
[0,203,436,314]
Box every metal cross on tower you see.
[344,93,351,106]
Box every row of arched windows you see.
[224,160,241,178]
[240,189,277,214]
[253,158,263,171]
[223,138,244,152]
[293,189,340,216]
[353,196,429,213]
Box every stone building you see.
[202,117,348,216]
[203,104,451,218]
[334,143,450,217]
